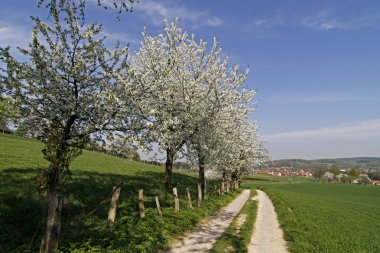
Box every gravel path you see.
[248,189,288,253]
[161,189,251,253]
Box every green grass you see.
[243,176,380,253]
[0,133,164,174]
[210,189,258,253]
[0,134,240,252]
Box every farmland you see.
[243,175,380,253]
[0,134,239,252]
[2,132,380,253]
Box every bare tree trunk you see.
[222,169,226,181]
[198,151,206,196]
[164,149,175,192]
[39,117,79,253]
[39,129,70,253]
[40,191,63,253]
[231,171,239,182]
[204,179,208,200]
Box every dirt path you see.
[248,189,288,253]
[161,189,251,253]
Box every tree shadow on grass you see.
[0,167,215,252]
[0,168,44,253]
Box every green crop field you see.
[0,134,238,252]
[243,175,380,253]
[244,174,315,184]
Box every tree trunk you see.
[198,154,206,196]
[39,120,78,253]
[39,134,67,253]
[40,190,63,253]
[164,149,174,192]
[231,172,238,182]
[222,169,226,181]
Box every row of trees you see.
[127,21,268,192]
[313,167,372,184]
[85,139,141,161]
[0,1,268,252]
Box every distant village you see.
[256,168,313,177]
[255,167,380,186]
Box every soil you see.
[248,189,288,253]
[161,189,251,253]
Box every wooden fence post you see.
[173,187,180,212]
[139,189,145,219]
[107,185,121,227]
[197,183,202,207]
[186,187,193,209]
[155,196,162,216]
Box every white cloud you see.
[204,16,223,27]
[135,0,223,28]
[267,139,380,160]
[0,23,31,49]
[88,0,222,28]
[88,0,134,10]
[302,11,380,30]
[101,28,139,45]
[267,93,376,104]
[247,13,284,31]
[242,11,284,38]
[264,119,380,143]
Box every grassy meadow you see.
[0,134,239,252]
[3,133,380,252]
[243,175,380,253]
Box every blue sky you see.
[1,0,380,159]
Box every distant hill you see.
[270,157,380,171]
